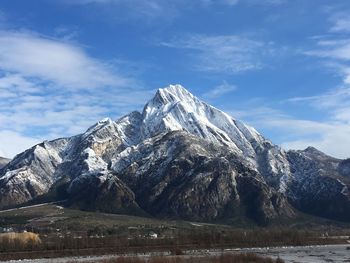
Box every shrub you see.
[0,232,41,251]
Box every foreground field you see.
[0,204,349,261]
[2,245,350,263]
[247,244,350,263]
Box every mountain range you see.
[0,85,349,225]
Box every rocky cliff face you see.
[112,131,293,224]
[286,147,350,221]
[0,85,349,224]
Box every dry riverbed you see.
[242,244,350,263]
[1,244,349,263]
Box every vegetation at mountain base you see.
[0,204,349,261]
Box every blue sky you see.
[0,0,350,158]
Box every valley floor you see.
[1,204,350,262]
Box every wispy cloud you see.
[305,10,350,86]
[280,122,350,160]
[200,0,239,6]
[328,9,350,33]
[285,87,350,110]
[0,130,40,158]
[67,0,285,9]
[59,0,287,26]
[287,87,350,125]
[245,0,287,5]
[202,81,237,99]
[161,34,274,74]
[306,39,350,61]
[330,18,350,33]
[244,9,349,159]
[231,86,350,159]
[67,0,241,8]
[60,0,184,22]
[228,105,350,159]
[0,31,129,89]
[0,30,153,158]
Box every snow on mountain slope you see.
[139,85,292,192]
[141,85,262,158]
[0,85,292,209]
[0,119,119,208]
[286,148,350,220]
[111,131,294,223]
[0,84,349,223]
[0,140,68,208]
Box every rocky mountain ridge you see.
[0,85,349,224]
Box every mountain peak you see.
[303,146,327,156]
[139,84,264,158]
[159,84,193,97]
[302,146,339,161]
[87,117,113,131]
[83,117,116,140]
[151,84,196,106]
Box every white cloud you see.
[243,0,287,5]
[329,10,350,33]
[0,73,40,93]
[306,39,350,61]
[278,116,350,159]
[161,34,273,73]
[285,87,350,110]
[281,125,350,160]
[0,30,153,158]
[0,31,129,89]
[61,0,183,22]
[0,131,40,158]
[231,106,350,159]
[232,86,350,159]
[201,0,240,6]
[330,17,350,33]
[260,0,286,4]
[68,0,286,9]
[67,0,240,7]
[203,81,237,99]
[304,35,350,107]
[0,74,152,135]
[251,13,350,158]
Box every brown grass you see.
[0,232,41,246]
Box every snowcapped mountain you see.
[0,85,349,224]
